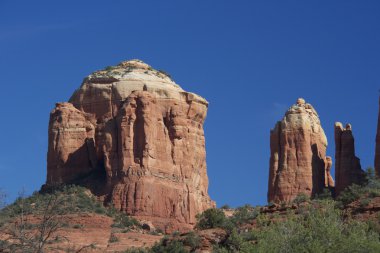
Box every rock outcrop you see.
[46,60,215,232]
[375,97,380,177]
[324,156,335,189]
[268,98,333,203]
[334,122,365,195]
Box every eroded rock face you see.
[268,98,333,203]
[325,156,335,188]
[46,60,214,232]
[47,103,97,185]
[334,122,365,195]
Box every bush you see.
[111,210,140,229]
[315,188,334,200]
[109,233,119,243]
[230,205,259,226]
[221,228,256,253]
[124,248,150,253]
[0,185,110,219]
[360,198,371,207]
[72,224,83,229]
[157,69,171,78]
[104,66,116,71]
[220,204,230,210]
[255,200,380,252]
[182,232,201,250]
[337,184,365,206]
[292,193,310,205]
[196,208,229,230]
[151,238,188,253]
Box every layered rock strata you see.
[334,123,365,195]
[46,60,215,232]
[268,98,333,203]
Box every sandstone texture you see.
[268,98,333,203]
[46,60,215,232]
[334,122,365,195]
[324,156,335,188]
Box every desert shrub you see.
[158,69,171,78]
[337,167,380,207]
[367,219,380,235]
[124,248,150,253]
[150,238,188,253]
[172,231,180,236]
[182,231,201,250]
[0,240,9,251]
[212,246,229,253]
[360,198,371,207]
[255,200,380,252]
[230,205,259,226]
[111,210,140,229]
[315,188,334,200]
[104,66,116,71]
[293,193,310,205]
[72,224,83,229]
[220,228,256,253]
[0,185,110,219]
[255,213,272,228]
[196,208,229,230]
[109,233,119,243]
[220,204,230,210]
[337,183,364,206]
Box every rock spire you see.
[268,98,333,203]
[334,122,365,195]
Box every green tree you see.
[196,208,229,229]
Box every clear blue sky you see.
[0,0,379,207]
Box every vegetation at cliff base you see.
[0,185,140,253]
[2,174,380,252]
[143,173,380,253]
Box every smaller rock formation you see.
[324,156,335,188]
[268,98,333,203]
[47,102,97,185]
[334,122,365,195]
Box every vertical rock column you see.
[268,98,333,203]
[324,156,335,189]
[334,122,365,195]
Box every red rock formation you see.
[334,122,365,195]
[268,98,333,203]
[47,103,97,185]
[45,60,215,232]
[375,97,380,177]
[324,156,335,188]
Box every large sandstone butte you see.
[268,98,334,203]
[46,60,215,232]
[375,97,380,176]
[334,122,365,195]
